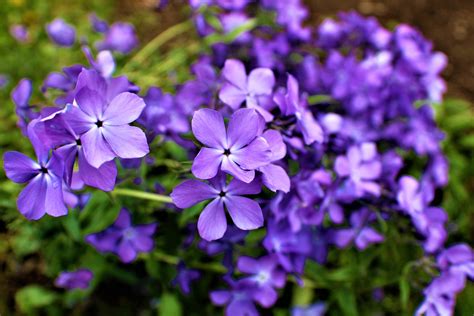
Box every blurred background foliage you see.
[0,0,473,315]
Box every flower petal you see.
[222,59,247,90]
[219,83,247,109]
[78,148,117,191]
[171,179,218,208]
[17,175,47,220]
[81,127,116,168]
[260,164,290,193]
[198,199,227,241]
[102,125,149,160]
[191,148,223,180]
[44,174,68,217]
[225,196,263,230]
[3,151,39,183]
[226,178,261,195]
[103,92,146,125]
[221,156,255,183]
[247,68,275,95]
[232,137,272,170]
[191,109,227,148]
[227,108,260,149]
[75,87,106,119]
[262,130,286,161]
[117,240,137,263]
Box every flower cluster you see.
[2,1,472,315]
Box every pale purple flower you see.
[258,130,290,193]
[292,302,326,316]
[334,142,382,198]
[220,13,252,44]
[10,24,29,43]
[437,244,474,279]
[219,59,275,121]
[274,74,324,145]
[46,18,76,47]
[171,173,263,241]
[55,269,93,290]
[210,278,259,316]
[190,108,271,183]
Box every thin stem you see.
[112,188,173,203]
[122,20,194,73]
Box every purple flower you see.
[292,302,326,316]
[259,130,290,192]
[10,24,29,43]
[3,122,67,220]
[274,74,324,145]
[46,18,76,47]
[330,208,384,250]
[437,244,474,279]
[171,173,263,241]
[86,209,157,263]
[210,279,259,316]
[89,13,108,33]
[61,72,149,169]
[96,22,138,54]
[237,255,286,307]
[219,59,275,121]
[55,269,93,290]
[220,13,252,44]
[190,108,271,183]
[173,262,201,295]
[0,74,8,89]
[11,78,38,133]
[216,0,249,10]
[335,142,382,198]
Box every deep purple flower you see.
[219,59,275,121]
[89,13,108,33]
[171,173,263,241]
[190,108,271,183]
[46,18,76,47]
[335,142,382,198]
[3,122,67,220]
[86,209,157,263]
[292,302,326,316]
[210,278,259,316]
[173,262,201,295]
[237,255,286,307]
[96,22,138,54]
[55,269,93,290]
[10,24,29,43]
[61,71,149,169]
[274,74,324,145]
[330,208,384,250]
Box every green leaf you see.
[335,288,358,316]
[15,285,58,314]
[158,293,182,316]
[79,191,120,235]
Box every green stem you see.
[122,20,194,73]
[111,188,173,203]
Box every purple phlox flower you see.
[220,12,252,44]
[397,176,447,252]
[60,69,149,169]
[83,46,115,78]
[258,129,290,193]
[89,13,108,33]
[330,208,384,250]
[10,24,29,43]
[210,278,259,316]
[3,121,67,220]
[237,255,286,307]
[264,0,311,41]
[41,65,83,106]
[171,173,264,241]
[96,22,138,54]
[263,219,312,274]
[46,18,76,47]
[274,74,324,145]
[334,142,382,198]
[380,150,403,188]
[11,78,39,134]
[316,18,343,49]
[216,0,249,10]
[296,55,321,93]
[292,302,326,316]
[32,107,117,191]
[427,152,449,188]
[190,108,272,183]
[219,59,276,121]
[321,113,343,135]
[86,208,157,263]
[139,87,188,139]
[252,35,290,71]
[175,80,211,115]
[172,262,201,295]
[191,57,220,99]
[198,225,247,271]
[55,269,93,290]
[437,244,474,280]
[416,272,466,316]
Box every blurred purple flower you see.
[46,18,76,47]
[55,269,93,290]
